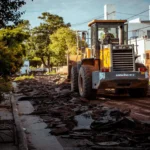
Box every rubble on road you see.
[15,75,150,149]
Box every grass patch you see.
[14,75,34,81]
[0,78,12,93]
[44,70,57,75]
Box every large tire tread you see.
[71,65,78,92]
[78,65,97,100]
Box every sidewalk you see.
[13,81,64,150]
[0,94,18,150]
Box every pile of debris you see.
[15,75,150,149]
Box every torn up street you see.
[1,3,150,150]
[1,75,149,150]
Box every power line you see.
[71,14,104,27]
[71,11,115,27]
[71,9,150,27]
[116,11,148,17]
[126,9,150,20]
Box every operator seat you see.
[102,33,119,45]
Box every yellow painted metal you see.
[86,48,91,58]
[100,46,111,69]
[69,55,82,62]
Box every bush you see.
[0,78,12,92]
[0,78,12,102]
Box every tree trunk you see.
[40,56,47,67]
[67,50,70,79]
[47,55,51,73]
[48,67,51,73]
[40,55,51,73]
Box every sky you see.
[21,0,150,30]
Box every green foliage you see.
[28,12,71,70]
[50,27,77,65]
[0,0,33,28]
[0,78,12,93]
[37,12,71,34]
[30,57,41,61]
[0,21,30,77]
[14,75,34,81]
[28,57,42,68]
[0,78,12,102]
[25,12,88,70]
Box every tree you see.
[50,27,77,66]
[50,28,89,66]
[0,0,33,28]
[31,12,70,71]
[0,21,30,77]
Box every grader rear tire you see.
[78,65,97,100]
[71,66,78,92]
[128,88,148,98]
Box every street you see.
[1,75,148,150]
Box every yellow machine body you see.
[84,46,112,70]
[85,48,91,58]
[100,46,111,69]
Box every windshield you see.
[98,27,118,41]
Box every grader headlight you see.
[113,46,116,49]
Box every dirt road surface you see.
[12,75,150,150]
[92,96,150,122]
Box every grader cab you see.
[71,20,149,99]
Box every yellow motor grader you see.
[71,20,149,99]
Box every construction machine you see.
[70,20,149,99]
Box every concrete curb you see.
[11,94,28,150]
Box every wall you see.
[149,5,150,20]
[20,60,30,75]
[145,39,150,50]
[128,22,150,39]
[129,38,145,64]
[145,39,150,75]
[104,4,116,20]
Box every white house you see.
[20,60,30,75]
[128,18,150,64]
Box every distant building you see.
[104,4,116,20]
[128,6,150,75]
[20,60,30,75]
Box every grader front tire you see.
[71,66,78,92]
[78,65,97,100]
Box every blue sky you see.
[21,0,150,30]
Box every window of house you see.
[147,30,150,39]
